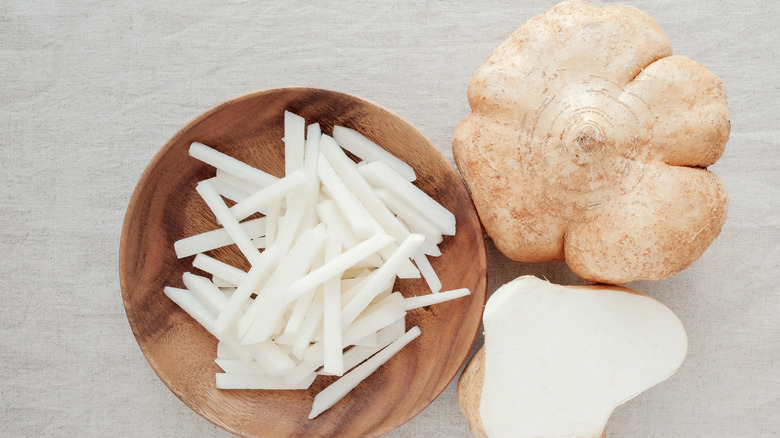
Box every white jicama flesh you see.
[164,110,472,419]
[479,275,688,438]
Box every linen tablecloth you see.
[2,1,778,436]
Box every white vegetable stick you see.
[214,358,268,375]
[371,282,394,305]
[219,284,234,295]
[340,273,377,310]
[284,356,323,387]
[240,225,329,343]
[251,236,266,249]
[272,187,311,255]
[360,161,455,236]
[211,275,236,293]
[403,288,471,311]
[340,270,371,289]
[319,134,412,243]
[182,272,229,315]
[285,286,317,338]
[208,176,252,203]
[217,341,238,360]
[174,217,266,259]
[352,332,378,348]
[275,340,294,357]
[322,232,344,375]
[292,288,325,359]
[331,125,416,182]
[316,199,384,268]
[246,339,297,376]
[229,170,308,221]
[196,180,263,266]
[217,372,316,390]
[212,276,236,291]
[163,287,253,362]
[413,250,442,294]
[192,253,247,286]
[304,124,321,184]
[264,200,280,247]
[300,293,404,370]
[317,152,374,239]
[282,233,396,305]
[218,285,236,296]
[420,239,441,257]
[285,231,326,337]
[308,326,421,419]
[216,168,262,195]
[189,142,278,188]
[320,318,406,376]
[341,234,425,327]
[343,292,406,348]
[213,245,280,336]
[374,188,443,245]
[284,110,306,175]
[302,124,322,230]
[312,155,417,279]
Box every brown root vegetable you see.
[457,276,687,438]
[452,0,730,284]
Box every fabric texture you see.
[1,1,777,436]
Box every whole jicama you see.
[452,0,730,284]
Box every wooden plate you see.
[119,87,487,437]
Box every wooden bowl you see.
[119,87,487,437]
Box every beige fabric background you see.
[2,0,778,436]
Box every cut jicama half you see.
[457,275,687,438]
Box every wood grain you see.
[119,87,487,437]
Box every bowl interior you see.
[119,87,487,437]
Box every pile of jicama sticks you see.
[164,110,470,419]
